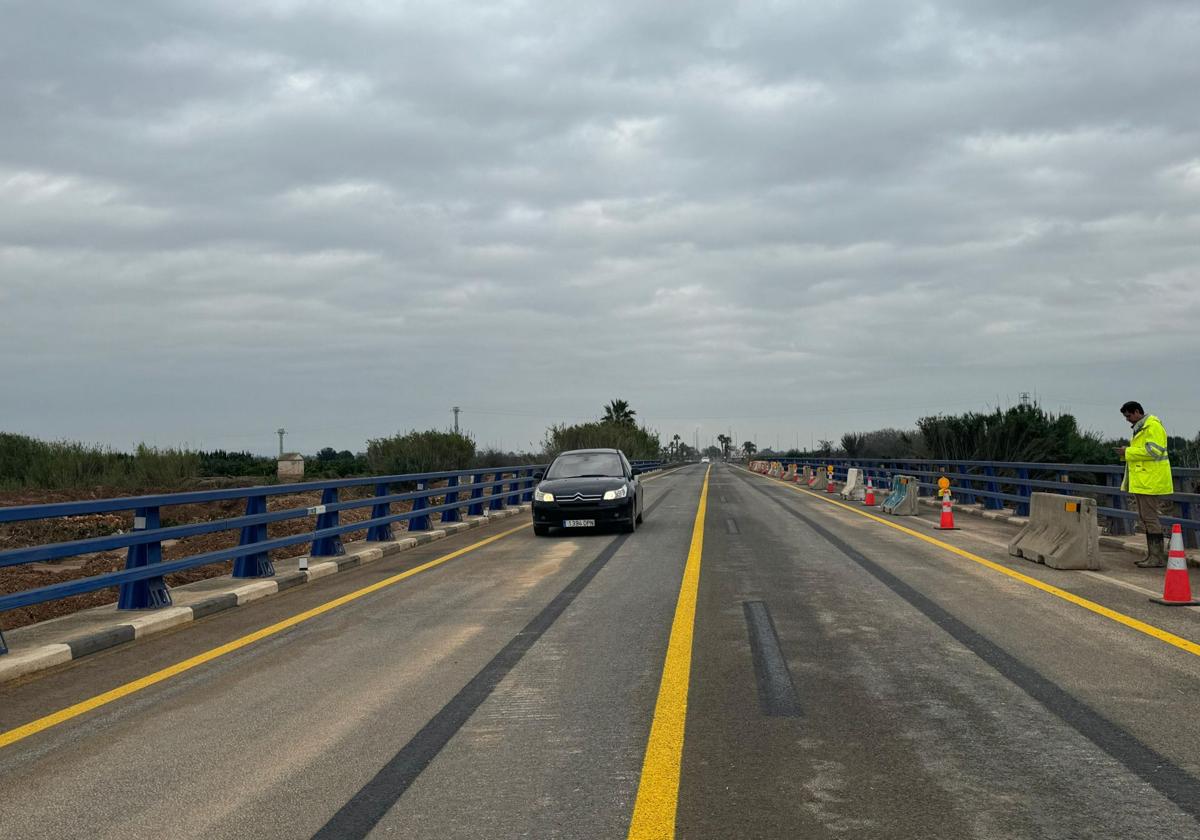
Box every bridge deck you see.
[2,464,1199,839]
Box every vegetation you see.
[366,430,477,475]
[602,399,637,427]
[543,420,661,460]
[198,450,275,479]
[0,433,201,490]
[717,434,732,459]
[543,399,661,460]
[793,404,1200,470]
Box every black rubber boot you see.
[1136,534,1167,568]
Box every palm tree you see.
[717,434,731,459]
[672,433,681,460]
[742,441,757,457]
[603,399,637,427]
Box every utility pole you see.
[276,428,286,457]
[452,406,461,435]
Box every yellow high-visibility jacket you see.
[1122,414,1173,495]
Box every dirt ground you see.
[0,483,460,632]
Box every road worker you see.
[1116,401,1173,568]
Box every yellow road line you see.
[628,466,710,840]
[748,469,1200,659]
[0,522,531,751]
[1,470,687,751]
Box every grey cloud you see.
[3,0,1200,455]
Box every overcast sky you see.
[3,1,1199,456]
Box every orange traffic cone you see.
[825,474,837,493]
[936,494,959,530]
[1151,525,1199,606]
[864,478,876,506]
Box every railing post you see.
[441,475,462,523]
[1017,468,1031,516]
[1106,472,1133,535]
[1180,502,1199,549]
[521,470,535,503]
[467,472,486,516]
[508,472,521,505]
[310,487,344,557]
[233,496,274,578]
[367,483,395,541]
[957,463,974,504]
[984,466,1002,510]
[488,471,506,511]
[409,482,431,531]
[118,506,172,609]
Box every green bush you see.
[542,421,661,461]
[306,448,369,478]
[0,433,200,490]
[916,404,1109,463]
[198,450,276,478]
[366,430,476,475]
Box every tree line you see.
[753,403,1200,469]
[0,398,667,490]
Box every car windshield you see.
[546,453,624,479]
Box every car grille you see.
[558,492,604,504]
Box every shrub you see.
[0,433,200,489]
[366,430,476,475]
[542,421,661,461]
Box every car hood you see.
[539,477,627,495]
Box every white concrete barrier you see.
[840,468,865,501]
[1008,493,1100,570]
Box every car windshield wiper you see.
[569,473,618,478]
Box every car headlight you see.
[535,489,554,502]
[603,486,628,501]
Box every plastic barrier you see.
[1008,493,1100,570]
[801,466,813,484]
[840,468,865,501]
[769,461,782,478]
[881,475,920,516]
[811,471,828,491]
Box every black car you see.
[531,448,645,536]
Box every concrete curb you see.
[0,505,530,685]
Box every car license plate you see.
[563,519,595,527]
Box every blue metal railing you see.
[0,466,550,655]
[0,459,666,654]
[765,457,1200,547]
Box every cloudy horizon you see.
[3,1,1199,457]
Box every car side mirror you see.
[534,471,545,480]
[630,466,642,476]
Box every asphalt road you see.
[2,463,1200,839]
